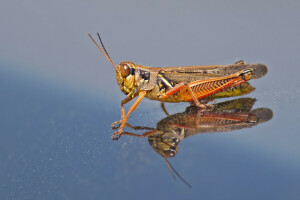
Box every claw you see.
[205,104,214,109]
[196,103,214,110]
[111,132,121,140]
[111,120,122,129]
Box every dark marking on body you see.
[130,68,135,75]
[138,70,150,80]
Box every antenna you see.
[164,156,192,188]
[88,33,116,69]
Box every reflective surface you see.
[124,98,273,159]
[1,0,300,199]
[122,98,273,188]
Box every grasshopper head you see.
[148,131,191,188]
[148,131,180,158]
[115,61,136,97]
[88,33,137,98]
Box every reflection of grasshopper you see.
[123,98,273,187]
[88,33,268,140]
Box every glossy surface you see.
[1,0,300,199]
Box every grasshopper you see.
[88,33,268,140]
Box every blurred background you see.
[0,0,299,199]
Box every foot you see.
[196,103,214,110]
[111,131,122,140]
[204,104,214,109]
[111,120,122,129]
[191,100,214,110]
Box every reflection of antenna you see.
[164,156,192,188]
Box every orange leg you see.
[111,93,138,129]
[112,91,147,140]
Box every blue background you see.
[1,0,299,199]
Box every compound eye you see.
[163,146,177,158]
[120,64,130,77]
